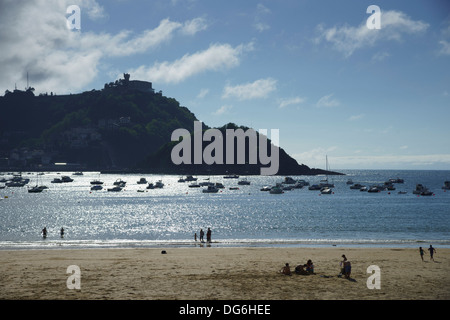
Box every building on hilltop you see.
[103,73,154,93]
[128,80,154,93]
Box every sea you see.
[0,170,449,250]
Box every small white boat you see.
[269,186,283,194]
[114,179,126,186]
[238,179,251,185]
[154,180,164,188]
[188,183,200,188]
[346,179,354,185]
[413,184,427,194]
[223,174,239,179]
[320,187,332,194]
[28,186,44,193]
[283,177,296,184]
[137,178,147,184]
[260,186,271,191]
[107,186,122,192]
[368,186,382,193]
[202,185,219,193]
[61,176,74,183]
[350,183,364,190]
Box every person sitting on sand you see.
[305,259,315,274]
[280,263,292,276]
[295,264,308,275]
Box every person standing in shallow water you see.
[60,227,65,238]
[199,229,204,242]
[206,228,211,243]
[41,227,47,239]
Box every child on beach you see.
[419,247,425,261]
[280,263,292,276]
[428,245,436,261]
[305,259,315,274]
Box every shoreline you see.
[1,246,448,300]
[2,240,450,251]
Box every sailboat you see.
[319,155,334,188]
[28,173,46,193]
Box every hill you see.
[0,75,341,175]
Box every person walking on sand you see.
[419,247,425,261]
[199,229,204,242]
[206,228,211,243]
[428,245,436,261]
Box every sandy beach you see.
[0,247,448,300]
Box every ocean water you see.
[0,170,449,249]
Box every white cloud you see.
[438,40,450,56]
[0,1,208,94]
[278,97,305,109]
[371,51,390,62]
[253,3,271,32]
[328,154,450,170]
[316,94,340,108]
[315,10,429,57]
[78,19,185,57]
[181,17,208,35]
[213,105,232,116]
[293,147,338,168]
[294,148,450,170]
[130,42,252,84]
[77,0,107,20]
[222,78,277,100]
[197,88,209,99]
[348,114,364,121]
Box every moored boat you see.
[202,185,219,193]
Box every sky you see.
[1,0,449,170]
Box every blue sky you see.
[1,0,449,170]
